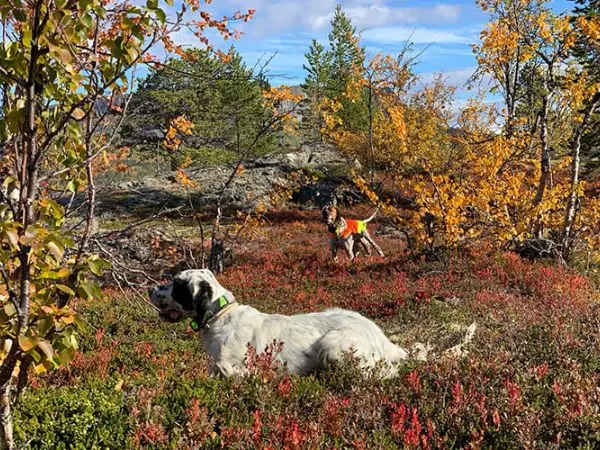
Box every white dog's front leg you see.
[213,360,247,377]
[208,363,222,377]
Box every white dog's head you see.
[149,269,235,326]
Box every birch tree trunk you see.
[562,93,600,255]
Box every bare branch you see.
[95,205,185,239]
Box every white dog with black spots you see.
[149,269,410,378]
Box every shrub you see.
[14,384,129,449]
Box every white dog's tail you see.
[401,322,477,362]
[442,322,477,359]
[363,208,379,223]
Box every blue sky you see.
[170,0,574,94]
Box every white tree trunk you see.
[0,384,13,450]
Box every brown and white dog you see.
[321,206,385,261]
[149,269,409,377]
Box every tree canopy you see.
[122,48,274,168]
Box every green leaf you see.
[33,363,47,375]
[63,330,79,350]
[77,281,101,300]
[40,199,65,221]
[5,105,26,134]
[40,271,60,280]
[74,314,86,331]
[88,258,110,276]
[80,13,93,29]
[36,317,54,336]
[78,0,94,11]
[33,360,57,373]
[125,46,139,63]
[13,8,26,23]
[154,8,166,24]
[22,30,32,47]
[56,284,75,296]
[146,0,158,9]
[0,116,6,139]
[111,37,124,59]
[1,176,16,190]
[97,5,107,20]
[58,345,77,364]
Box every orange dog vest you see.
[333,219,367,239]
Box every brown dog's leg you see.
[353,238,371,257]
[343,238,355,260]
[363,231,384,257]
[329,237,339,261]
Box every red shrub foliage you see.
[22,208,600,449]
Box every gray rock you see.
[91,145,365,218]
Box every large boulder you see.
[94,145,363,217]
[253,144,360,173]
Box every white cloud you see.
[418,67,476,89]
[363,26,472,45]
[317,4,461,30]
[161,1,484,90]
[418,44,477,60]
[220,1,463,38]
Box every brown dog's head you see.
[321,205,338,227]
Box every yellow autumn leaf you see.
[18,335,39,352]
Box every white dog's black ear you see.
[171,277,195,312]
[193,280,221,325]
[194,280,213,310]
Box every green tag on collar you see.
[190,296,229,330]
[219,295,228,308]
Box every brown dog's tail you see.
[363,208,379,223]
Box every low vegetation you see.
[14,209,600,449]
[1,0,600,448]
